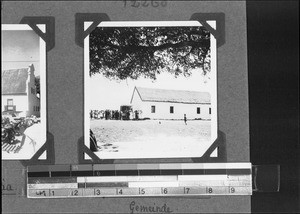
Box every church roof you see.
[1,68,29,95]
[132,87,211,104]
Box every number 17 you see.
[184,187,190,194]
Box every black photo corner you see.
[247,1,299,213]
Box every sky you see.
[90,69,212,110]
[1,30,40,76]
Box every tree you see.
[89,26,210,80]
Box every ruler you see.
[27,163,252,198]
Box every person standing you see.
[184,114,187,125]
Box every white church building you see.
[130,87,211,120]
[1,64,40,118]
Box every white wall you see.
[26,66,40,117]
[27,91,40,117]
[131,91,211,120]
[1,66,40,117]
[1,95,40,117]
[1,95,28,115]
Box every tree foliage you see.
[90,26,210,80]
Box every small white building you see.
[130,87,211,120]
[1,64,40,117]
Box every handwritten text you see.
[129,201,173,214]
[123,0,168,8]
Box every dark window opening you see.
[197,107,200,114]
[170,106,174,114]
[151,106,155,113]
[209,108,211,114]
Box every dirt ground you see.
[90,119,212,159]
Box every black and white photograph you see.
[1,24,47,160]
[84,21,217,159]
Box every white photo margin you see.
[84,21,217,159]
[1,24,47,160]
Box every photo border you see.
[1,22,55,165]
[83,20,219,161]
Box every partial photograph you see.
[1,25,47,159]
[85,21,217,159]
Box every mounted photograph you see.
[84,21,217,159]
[1,24,47,160]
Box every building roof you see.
[1,68,29,94]
[132,87,211,104]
